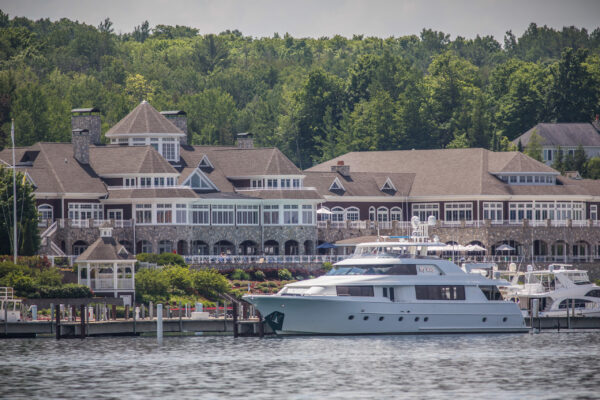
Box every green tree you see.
[573,145,588,175]
[524,131,543,162]
[446,132,470,149]
[0,167,40,256]
[585,157,600,179]
[182,88,237,145]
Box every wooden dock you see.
[1,317,272,338]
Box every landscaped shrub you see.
[277,268,293,280]
[253,270,266,281]
[230,269,250,280]
[31,284,92,298]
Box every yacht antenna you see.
[11,119,17,263]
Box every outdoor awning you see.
[317,242,337,249]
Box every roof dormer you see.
[380,177,397,193]
[329,177,346,192]
[198,155,214,171]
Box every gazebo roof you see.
[76,236,135,262]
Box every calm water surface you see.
[1,332,599,400]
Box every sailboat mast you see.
[11,119,17,263]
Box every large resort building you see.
[1,101,600,265]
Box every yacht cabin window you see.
[415,285,465,300]
[336,286,374,297]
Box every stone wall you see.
[72,114,101,145]
[54,224,317,255]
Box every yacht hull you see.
[245,295,528,335]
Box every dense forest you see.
[1,11,600,171]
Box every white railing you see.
[236,186,317,191]
[349,220,367,229]
[40,221,57,238]
[329,221,346,229]
[70,219,90,228]
[49,240,66,257]
[89,278,134,290]
[47,255,78,267]
[183,254,348,265]
[378,221,392,230]
[57,219,133,229]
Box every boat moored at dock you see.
[244,217,527,335]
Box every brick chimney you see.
[72,129,90,164]
[330,160,350,177]
[160,110,188,145]
[237,132,254,149]
[71,107,101,145]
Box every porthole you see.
[348,315,354,320]
[398,316,403,322]
[424,317,429,322]
[414,317,419,322]
[482,317,487,323]
[379,316,384,321]
[502,317,507,323]
[363,316,369,321]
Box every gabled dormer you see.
[329,177,345,192]
[182,168,219,191]
[380,177,396,193]
[198,155,214,171]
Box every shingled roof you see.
[90,146,177,175]
[306,148,572,198]
[105,101,185,137]
[513,123,600,147]
[76,236,135,262]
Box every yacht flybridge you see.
[244,217,527,335]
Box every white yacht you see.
[503,264,600,318]
[244,218,527,335]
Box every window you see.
[336,286,374,297]
[591,205,598,221]
[415,286,465,300]
[281,178,291,188]
[136,204,152,224]
[558,298,595,309]
[263,205,279,225]
[483,202,502,221]
[369,207,376,221]
[292,179,301,188]
[162,141,177,161]
[150,139,159,151]
[412,203,439,221]
[167,177,175,187]
[156,204,172,224]
[68,203,103,220]
[38,204,53,224]
[158,240,172,254]
[377,207,389,222]
[327,264,417,276]
[534,202,555,221]
[212,205,234,225]
[176,204,187,224]
[107,209,123,220]
[154,177,165,187]
[445,202,473,222]
[251,179,263,188]
[190,204,210,224]
[509,202,533,222]
[140,177,151,187]
[519,176,526,183]
[390,207,402,221]
[267,179,278,188]
[346,207,360,221]
[124,178,136,187]
[545,149,553,161]
[132,138,146,146]
[237,205,259,225]
[510,176,517,183]
[585,289,600,298]
[283,205,299,224]
[302,205,313,225]
[332,207,345,222]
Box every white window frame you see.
[331,206,345,222]
[591,205,598,221]
[302,204,314,225]
[38,204,53,224]
[176,204,187,224]
[483,202,503,221]
[509,202,533,222]
[190,204,210,225]
[377,206,389,222]
[236,205,259,225]
[212,205,234,225]
[390,207,402,221]
[283,205,299,225]
[107,209,123,221]
[68,203,103,221]
[346,207,360,221]
[412,203,439,221]
[156,203,173,224]
[444,202,473,222]
[263,205,280,225]
[136,204,152,224]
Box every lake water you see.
[1,331,599,400]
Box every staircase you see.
[39,221,66,256]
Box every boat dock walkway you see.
[1,316,272,338]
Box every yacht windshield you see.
[327,264,418,276]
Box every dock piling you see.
[80,304,85,339]
[157,304,163,343]
[55,304,60,340]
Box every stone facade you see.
[72,130,90,164]
[55,224,317,256]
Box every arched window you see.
[346,207,360,221]
[38,204,53,225]
[377,207,389,222]
[332,207,345,222]
[158,240,173,254]
[369,207,376,221]
[390,207,402,221]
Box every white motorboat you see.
[502,264,600,318]
[0,287,22,322]
[244,217,527,335]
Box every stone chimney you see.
[71,107,101,145]
[330,160,350,177]
[237,132,254,149]
[161,110,188,145]
[72,129,90,164]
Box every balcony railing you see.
[57,219,133,228]
[88,278,134,290]
[183,255,348,265]
[317,219,596,230]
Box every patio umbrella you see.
[317,208,332,215]
[466,244,486,252]
[495,244,515,252]
[316,242,336,249]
